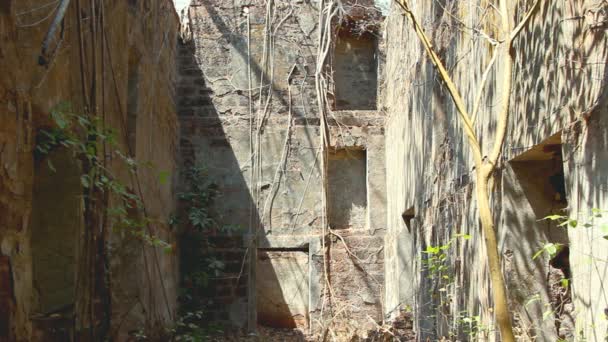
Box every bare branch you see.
[471,48,498,124]
[395,0,484,167]
[510,0,542,40]
[488,0,542,168]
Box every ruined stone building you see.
[1,0,607,341]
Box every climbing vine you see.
[35,101,176,339]
[36,102,171,250]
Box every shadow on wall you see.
[501,139,571,340]
[176,35,307,335]
[384,0,608,338]
[28,148,81,341]
[512,1,608,339]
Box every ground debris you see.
[205,326,313,341]
[360,309,416,342]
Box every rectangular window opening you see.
[510,133,568,210]
[332,27,378,110]
[328,148,368,229]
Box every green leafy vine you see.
[35,101,170,250]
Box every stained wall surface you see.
[383,0,608,340]
[0,1,180,340]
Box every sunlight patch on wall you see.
[375,0,390,15]
[172,0,189,12]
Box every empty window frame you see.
[332,29,378,110]
[328,148,368,229]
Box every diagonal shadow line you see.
[200,2,291,111]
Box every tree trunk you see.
[476,166,515,342]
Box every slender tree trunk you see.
[476,166,515,342]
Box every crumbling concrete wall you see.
[563,106,608,341]
[383,0,608,340]
[178,0,386,336]
[0,1,180,340]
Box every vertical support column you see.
[245,4,257,335]
[0,256,13,339]
[247,236,257,334]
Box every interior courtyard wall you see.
[178,0,387,335]
[0,1,180,340]
[383,0,608,340]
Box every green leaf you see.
[543,214,565,221]
[86,145,96,157]
[425,245,440,255]
[546,243,558,256]
[592,208,603,218]
[51,107,69,129]
[533,243,561,260]
[81,175,90,188]
[568,219,578,228]
[77,115,90,127]
[532,249,544,260]
[47,159,56,172]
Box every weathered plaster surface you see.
[0,1,180,340]
[383,0,608,340]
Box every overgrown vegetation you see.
[175,166,221,306]
[36,102,170,249]
[35,102,173,340]
[418,208,608,340]
[422,234,494,340]
[423,233,470,283]
[171,166,245,341]
[37,103,237,340]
